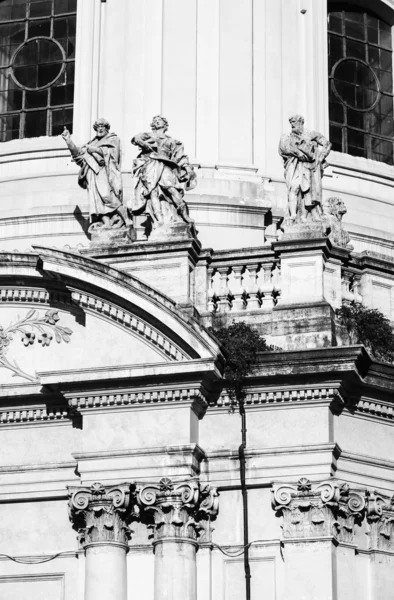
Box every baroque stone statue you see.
[62,118,134,245]
[279,114,331,233]
[131,115,197,240]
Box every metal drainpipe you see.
[238,394,251,600]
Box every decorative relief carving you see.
[136,477,219,543]
[366,491,394,552]
[68,482,137,547]
[272,478,365,542]
[0,309,72,382]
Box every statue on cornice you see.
[62,118,135,245]
[131,115,197,240]
[279,114,331,233]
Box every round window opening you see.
[332,58,381,112]
[11,37,65,91]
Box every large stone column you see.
[136,477,219,600]
[68,482,136,600]
[272,478,365,600]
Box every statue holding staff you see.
[62,118,134,243]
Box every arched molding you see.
[0,247,222,364]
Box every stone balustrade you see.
[206,254,281,313]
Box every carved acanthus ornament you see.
[0,309,72,382]
[136,477,219,543]
[366,491,394,552]
[272,478,365,542]
[68,482,137,547]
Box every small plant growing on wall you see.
[208,321,276,407]
[337,302,394,363]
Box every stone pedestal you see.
[68,482,136,600]
[273,238,329,305]
[80,237,201,306]
[137,477,219,600]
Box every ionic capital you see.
[136,477,219,543]
[272,478,365,543]
[68,482,137,548]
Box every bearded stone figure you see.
[279,114,331,234]
[131,115,197,240]
[62,118,134,245]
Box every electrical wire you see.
[0,551,76,564]
[0,539,270,564]
[210,539,268,557]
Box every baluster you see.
[272,262,281,305]
[217,267,231,312]
[245,264,261,310]
[342,271,354,303]
[228,266,246,311]
[351,274,362,304]
[207,267,217,312]
[259,263,275,309]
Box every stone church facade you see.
[0,1,394,599]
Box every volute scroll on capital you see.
[68,482,139,548]
[272,478,365,543]
[136,477,219,543]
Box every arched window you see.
[0,0,77,142]
[328,5,394,165]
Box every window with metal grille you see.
[0,0,77,141]
[328,6,394,165]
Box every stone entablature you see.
[136,477,219,544]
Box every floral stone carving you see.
[68,482,138,547]
[366,491,394,552]
[0,308,72,382]
[136,477,219,543]
[272,478,365,542]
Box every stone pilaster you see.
[136,477,219,600]
[68,482,137,600]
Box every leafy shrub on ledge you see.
[337,303,394,363]
[208,321,275,404]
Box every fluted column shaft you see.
[68,482,136,600]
